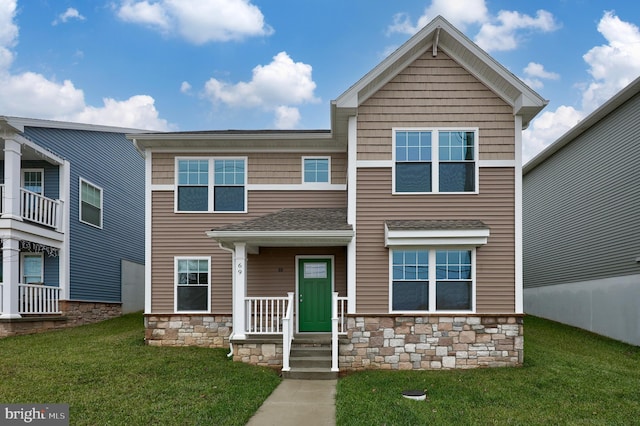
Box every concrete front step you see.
[290,355,332,369]
[282,368,338,380]
[290,346,331,358]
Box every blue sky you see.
[2,0,640,161]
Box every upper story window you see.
[176,158,246,213]
[80,178,103,228]
[303,157,330,184]
[394,129,478,194]
[22,169,44,195]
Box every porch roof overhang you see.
[206,208,354,251]
[385,220,490,247]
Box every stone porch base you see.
[144,314,523,371]
[144,314,232,347]
[0,300,122,338]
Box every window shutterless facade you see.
[176,157,247,213]
[79,178,103,228]
[21,253,44,284]
[175,257,211,312]
[393,129,478,194]
[390,248,475,313]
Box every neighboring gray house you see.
[523,77,640,346]
[0,116,145,337]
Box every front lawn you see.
[0,313,281,425]
[336,316,640,425]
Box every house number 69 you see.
[237,263,243,274]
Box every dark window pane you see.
[439,162,475,192]
[436,281,471,310]
[214,186,245,211]
[81,202,101,226]
[177,286,208,311]
[178,186,208,211]
[396,162,431,192]
[393,281,429,310]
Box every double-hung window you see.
[176,158,246,212]
[394,129,477,193]
[80,178,103,228]
[391,249,474,312]
[175,257,210,312]
[21,253,44,284]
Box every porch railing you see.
[20,188,62,229]
[18,283,61,314]
[336,296,348,334]
[0,185,62,230]
[281,292,295,372]
[0,282,3,314]
[245,296,290,334]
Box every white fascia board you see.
[385,226,489,247]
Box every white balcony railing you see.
[18,283,61,314]
[20,188,62,229]
[336,296,348,334]
[245,296,290,334]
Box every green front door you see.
[298,258,332,332]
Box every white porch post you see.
[2,138,23,221]
[1,238,21,318]
[232,242,247,339]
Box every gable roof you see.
[523,75,640,174]
[333,15,547,128]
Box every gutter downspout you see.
[218,242,236,358]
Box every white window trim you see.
[392,127,479,195]
[79,177,103,229]
[302,156,331,186]
[21,168,45,195]
[388,247,476,314]
[175,157,248,213]
[20,252,44,285]
[174,256,211,313]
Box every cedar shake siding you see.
[357,51,514,162]
[150,190,347,312]
[355,167,515,314]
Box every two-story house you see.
[133,16,546,376]
[0,116,145,336]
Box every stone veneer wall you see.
[339,315,523,370]
[231,339,283,368]
[0,301,122,338]
[144,315,232,347]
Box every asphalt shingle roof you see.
[385,219,489,231]
[211,208,351,232]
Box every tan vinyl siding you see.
[355,167,515,314]
[357,51,514,162]
[247,247,347,297]
[151,152,347,185]
[150,189,347,313]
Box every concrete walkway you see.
[246,379,337,426]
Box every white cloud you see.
[474,10,558,52]
[387,1,557,53]
[52,7,86,26]
[274,106,300,129]
[0,0,171,131]
[204,51,319,128]
[116,0,273,44]
[581,11,640,111]
[524,12,640,163]
[180,81,192,94]
[522,62,559,89]
[523,106,583,163]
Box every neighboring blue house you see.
[0,116,145,336]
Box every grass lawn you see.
[0,313,281,425]
[336,316,640,425]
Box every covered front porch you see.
[207,208,354,374]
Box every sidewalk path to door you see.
[246,379,337,426]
